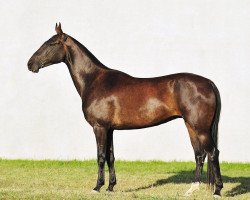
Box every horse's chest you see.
[83,96,120,126]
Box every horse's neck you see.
[64,37,104,98]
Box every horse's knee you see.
[107,149,115,166]
[98,153,106,166]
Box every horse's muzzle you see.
[27,60,39,73]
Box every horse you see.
[27,23,223,197]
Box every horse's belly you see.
[113,97,180,129]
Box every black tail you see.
[207,81,221,188]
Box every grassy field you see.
[0,160,249,199]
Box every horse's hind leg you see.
[184,123,206,196]
[203,140,223,197]
[92,125,108,192]
[184,121,223,197]
[196,131,223,197]
[194,152,206,182]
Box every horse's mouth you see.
[32,68,39,73]
[28,61,51,73]
[28,66,39,73]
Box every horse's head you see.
[28,23,68,73]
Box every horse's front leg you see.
[106,129,116,192]
[93,125,108,192]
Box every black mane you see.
[69,36,109,69]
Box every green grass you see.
[0,160,249,199]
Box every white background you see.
[0,0,249,162]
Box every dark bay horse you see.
[27,23,223,197]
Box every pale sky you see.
[0,0,249,161]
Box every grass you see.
[0,160,249,199]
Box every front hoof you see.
[213,194,221,198]
[92,188,100,193]
[106,188,114,193]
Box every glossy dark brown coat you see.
[28,24,223,196]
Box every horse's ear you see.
[55,22,63,34]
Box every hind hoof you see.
[91,189,99,193]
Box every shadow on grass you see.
[125,170,250,197]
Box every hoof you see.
[106,189,114,193]
[184,182,200,196]
[213,194,221,198]
[106,184,115,193]
[91,189,99,193]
